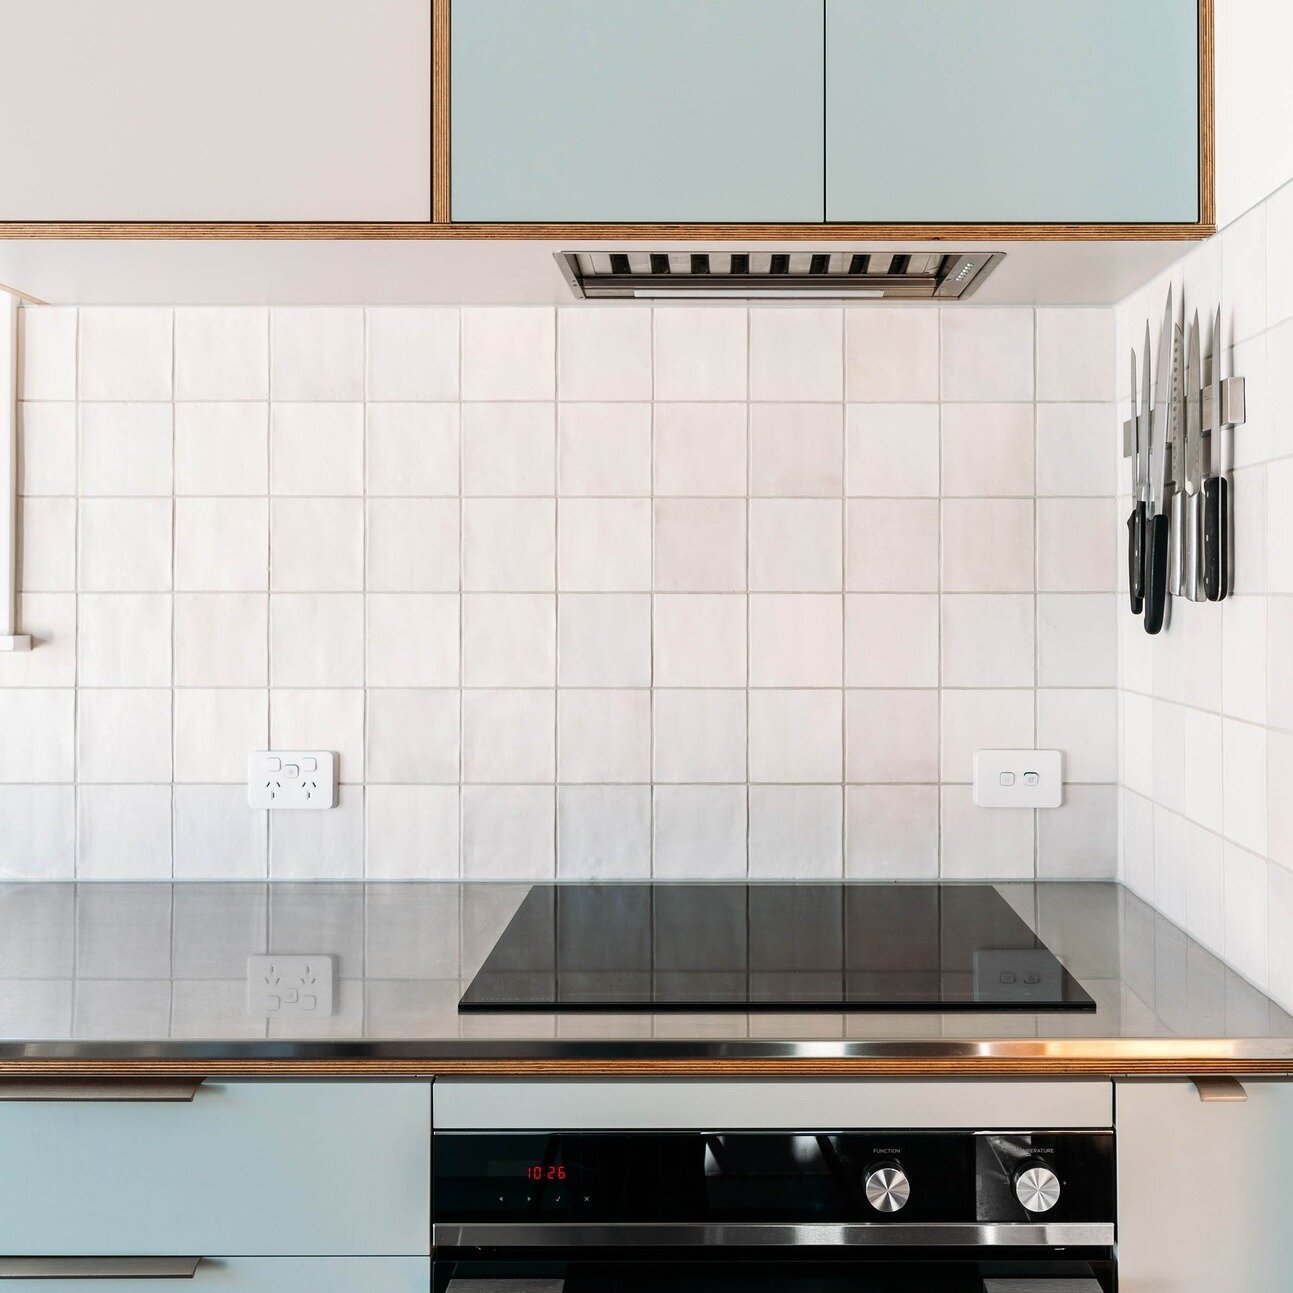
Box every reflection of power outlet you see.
[247,954,335,1017]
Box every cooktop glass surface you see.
[458,883,1095,1013]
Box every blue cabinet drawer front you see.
[0,1258,430,1292]
[0,1082,430,1256]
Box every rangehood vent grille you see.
[557,250,1003,300]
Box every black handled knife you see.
[1127,346,1145,614]
[1202,306,1228,601]
[1144,291,1178,636]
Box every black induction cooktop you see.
[458,883,1095,1013]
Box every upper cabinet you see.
[0,0,432,222]
[449,0,826,223]
[826,0,1201,224]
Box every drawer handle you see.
[1191,1076,1248,1103]
[0,1079,205,1102]
[0,1257,201,1279]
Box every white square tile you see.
[845,499,939,591]
[558,403,652,495]
[558,687,651,775]
[463,593,555,686]
[1120,693,1154,801]
[366,307,459,400]
[174,307,268,400]
[1037,785,1117,879]
[558,498,651,591]
[269,784,364,880]
[177,497,268,592]
[464,498,555,591]
[270,403,363,495]
[78,308,172,401]
[940,499,1034,592]
[557,593,651,687]
[1270,731,1293,869]
[175,593,267,687]
[78,593,171,687]
[0,690,73,782]
[270,592,364,687]
[462,308,555,400]
[939,785,1034,879]
[652,785,747,879]
[19,497,76,591]
[461,403,553,496]
[1223,718,1268,856]
[0,785,73,879]
[1268,860,1293,1011]
[750,308,843,401]
[1229,464,1266,597]
[940,403,1035,496]
[365,784,459,880]
[79,403,173,495]
[652,308,747,400]
[174,403,268,496]
[1119,786,1154,896]
[653,594,746,687]
[173,785,268,881]
[749,500,841,592]
[462,785,555,879]
[653,689,746,783]
[1152,700,1186,816]
[749,404,843,495]
[750,593,842,686]
[653,403,746,496]
[1269,458,1293,593]
[78,689,171,783]
[1220,200,1267,343]
[366,689,459,782]
[78,499,171,592]
[270,307,363,400]
[174,689,268,783]
[940,594,1034,687]
[270,688,363,782]
[845,689,938,783]
[940,689,1034,783]
[749,689,842,783]
[1038,499,1116,591]
[1222,595,1268,723]
[0,593,75,687]
[558,308,652,400]
[845,404,939,496]
[941,309,1034,402]
[365,498,458,593]
[1224,842,1269,989]
[366,593,460,688]
[845,308,939,402]
[1035,403,1117,496]
[748,785,842,879]
[77,785,172,880]
[557,786,651,878]
[844,594,938,688]
[1183,818,1224,955]
[463,690,555,783]
[845,784,938,878]
[18,307,76,401]
[1267,179,1293,329]
[367,403,460,497]
[1036,309,1114,401]
[654,498,746,592]
[1038,593,1116,686]
[1182,706,1223,833]
[18,403,76,495]
[1037,689,1117,783]
[1269,597,1293,733]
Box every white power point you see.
[247,954,335,1017]
[247,750,338,810]
[973,750,1063,808]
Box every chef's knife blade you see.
[1183,311,1204,602]
[1167,322,1187,599]
[1203,306,1228,601]
[1144,291,1176,635]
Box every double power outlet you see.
[246,750,338,810]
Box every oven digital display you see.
[525,1164,567,1182]
[489,1160,569,1182]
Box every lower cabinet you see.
[1116,1078,1293,1292]
[0,1258,429,1290]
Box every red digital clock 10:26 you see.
[526,1164,567,1181]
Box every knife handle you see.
[1203,476,1229,601]
[1144,512,1170,635]
[1127,501,1145,614]
[1169,490,1185,596]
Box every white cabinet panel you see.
[0,0,431,221]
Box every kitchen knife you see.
[1203,306,1229,601]
[1168,322,1188,598]
[1126,347,1145,614]
[1144,290,1176,636]
[1183,311,1204,602]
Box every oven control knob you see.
[864,1163,910,1213]
[1014,1162,1061,1213]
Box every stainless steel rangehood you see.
[556,250,1003,300]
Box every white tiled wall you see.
[1114,175,1293,1012]
[3,302,1117,881]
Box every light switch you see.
[973,750,1062,808]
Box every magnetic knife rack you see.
[1122,292,1247,634]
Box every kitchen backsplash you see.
[4,302,1117,881]
[1115,175,1293,1011]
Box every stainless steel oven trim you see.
[433,1222,1115,1248]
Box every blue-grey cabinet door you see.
[826,0,1199,223]
[451,0,825,222]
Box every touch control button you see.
[864,1164,910,1213]
[1014,1162,1061,1213]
